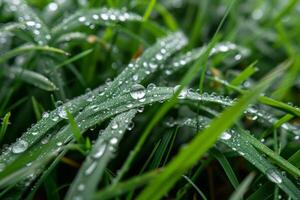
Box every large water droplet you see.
[12,140,28,154]
[130,84,146,100]
[266,169,282,184]
[58,106,67,119]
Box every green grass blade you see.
[229,173,255,200]
[0,112,11,144]
[0,44,68,64]
[4,67,58,91]
[65,110,137,200]
[136,64,288,200]
[211,148,239,189]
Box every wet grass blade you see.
[65,110,137,200]
[136,64,288,200]
[4,67,58,91]
[0,44,68,64]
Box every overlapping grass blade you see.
[65,110,137,200]
[182,117,300,198]
[136,64,288,200]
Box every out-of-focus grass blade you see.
[0,44,68,64]
[288,149,300,168]
[229,173,255,200]
[65,110,137,200]
[4,67,58,91]
[230,62,258,87]
[136,64,288,200]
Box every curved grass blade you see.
[65,110,137,200]
[0,44,68,65]
[4,67,57,91]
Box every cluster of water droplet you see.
[53,7,142,35]
[3,0,52,45]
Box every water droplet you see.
[78,16,86,22]
[78,184,85,191]
[26,21,35,27]
[58,106,67,119]
[92,14,99,20]
[100,13,109,20]
[42,112,49,118]
[220,132,232,140]
[48,2,58,11]
[147,83,156,90]
[266,169,282,184]
[110,137,118,145]
[155,53,163,60]
[93,144,106,159]
[111,122,118,130]
[31,132,38,136]
[85,162,97,175]
[130,84,146,100]
[12,140,28,154]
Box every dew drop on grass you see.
[12,140,28,154]
[147,83,156,90]
[58,106,67,119]
[130,84,146,100]
[220,132,232,140]
[85,162,97,175]
[266,169,282,184]
[78,16,86,22]
[42,112,49,118]
[31,132,38,136]
[111,122,118,130]
[93,144,106,159]
[78,184,85,191]
[110,137,118,145]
